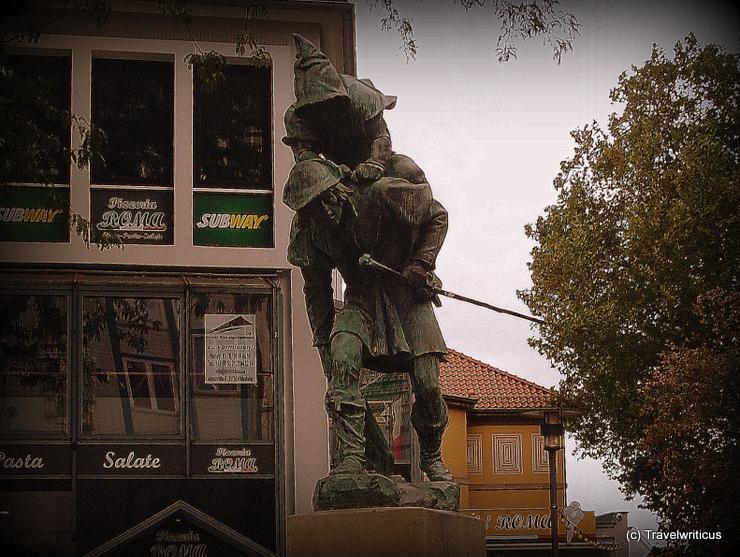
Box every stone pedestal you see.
[313,473,460,512]
[288,507,486,557]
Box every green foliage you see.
[519,35,739,552]
[185,50,226,92]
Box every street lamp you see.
[542,410,564,557]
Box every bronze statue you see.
[283,35,452,484]
[283,35,427,186]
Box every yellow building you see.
[440,349,623,556]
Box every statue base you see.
[312,472,459,512]
[288,507,485,557]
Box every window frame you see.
[2,50,73,186]
[90,54,175,187]
[192,58,273,191]
[0,288,72,441]
[187,286,277,443]
[78,290,185,441]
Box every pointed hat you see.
[292,34,349,114]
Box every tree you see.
[637,289,738,556]
[519,35,739,555]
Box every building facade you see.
[439,350,626,556]
[0,1,354,554]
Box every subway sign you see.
[193,192,273,248]
[0,186,70,242]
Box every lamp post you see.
[542,411,564,557]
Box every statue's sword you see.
[358,254,545,325]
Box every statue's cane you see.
[358,254,545,325]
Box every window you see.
[91,57,174,185]
[82,297,181,436]
[122,358,178,413]
[0,294,68,437]
[3,54,71,184]
[193,62,272,189]
[189,292,273,441]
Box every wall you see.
[441,405,470,508]
[465,423,565,512]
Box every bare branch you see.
[364,0,579,63]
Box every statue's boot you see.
[327,394,366,475]
[325,333,369,476]
[420,453,453,483]
[417,430,453,482]
[411,355,454,482]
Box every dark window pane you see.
[82,297,180,436]
[2,55,71,184]
[91,58,174,185]
[189,292,273,441]
[194,63,272,189]
[0,295,68,436]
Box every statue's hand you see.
[353,161,384,183]
[402,261,436,302]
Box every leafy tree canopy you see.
[519,35,739,555]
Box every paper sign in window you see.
[204,314,257,384]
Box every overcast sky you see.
[353,0,738,549]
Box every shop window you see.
[0,295,68,437]
[3,54,71,184]
[91,57,174,185]
[189,292,273,441]
[193,62,272,189]
[82,297,181,437]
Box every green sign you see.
[0,186,70,242]
[193,192,273,247]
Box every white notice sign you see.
[204,314,257,384]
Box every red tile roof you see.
[440,349,554,410]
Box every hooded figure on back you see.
[283,34,425,184]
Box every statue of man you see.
[283,34,427,185]
[283,159,452,482]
